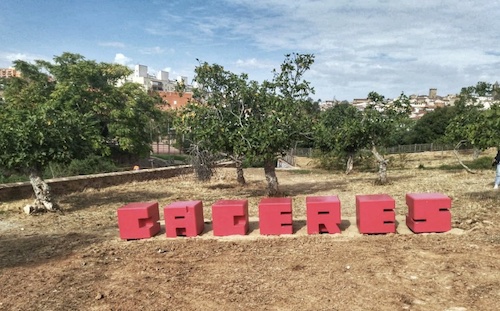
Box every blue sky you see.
[1,0,499,101]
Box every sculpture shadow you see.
[283,180,348,196]
[59,189,171,213]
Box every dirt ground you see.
[1,151,499,311]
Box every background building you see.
[120,65,193,109]
[0,68,21,78]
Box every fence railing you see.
[291,147,314,157]
[152,142,463,159]
[292,143,469,158]
[381,143,467,154]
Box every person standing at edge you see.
[493,149,500,189]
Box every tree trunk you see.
[371,146,388,185]
[26,169,57,214]
[345,152,354,175]
[453,141,476,174]
[473,148,481,160]
[235,158,246,185]
[264,159,279,196]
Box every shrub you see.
[66,155,118,176]
[314,149,376,172]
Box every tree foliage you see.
[347,92,410,183]
[176,62,253,184]
[177,53,315,195]
[315,91,411,183]
[445,82,497,150]
[314,102,366,173]
[0,52,164,212]
[407,106,457,144]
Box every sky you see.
[1,0,499,101]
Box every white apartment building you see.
[121,65,191,92]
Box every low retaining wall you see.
[0,165,194,202]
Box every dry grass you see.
[1,150,499,311]
[1,149,498,235]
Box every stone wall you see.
[0,165,194,202]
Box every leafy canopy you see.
[178,53,316,163]
[0,52,163,173]
[445,81,500,149]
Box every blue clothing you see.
[496,163,500,187]
[495,150,500,186]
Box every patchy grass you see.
[1,151,500,311]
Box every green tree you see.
[314,102,366,174]
[472,103,500,149]
[177,62,253,184]
[178,53,315,195]
[407,106,457,144]
[443,82,500,171]
[0,53,163,213]
[363,92,411,184]
[250,53,315,195]
[445,82,488,151]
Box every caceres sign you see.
[116,193,452,240]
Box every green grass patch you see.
[437,156,494,170]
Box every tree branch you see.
[453,140,476,174]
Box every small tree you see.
[445,82,500,172]
[314,102,367,174]
[363,92,411,184]
[0,53,163,213]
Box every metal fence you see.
[292,143,468,158]
[291,147,314,157]
[151,142,462,158]
[381,143,467,154]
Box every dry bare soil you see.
[1,151,499,311]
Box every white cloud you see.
[210,0,500,99]
[139,46,165,55]
[235,58,273,70]
[113,53,133,66]
[3,0,499,101]
[99,41,126,48]
[0,52,45,66]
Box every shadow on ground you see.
[59,189,172,212]
[0,232,105,269]
[283,180,348,196]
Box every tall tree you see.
[177,53,315,195]
[0,53,163,213]
[177,63,252,184]
[249,53,315,195]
